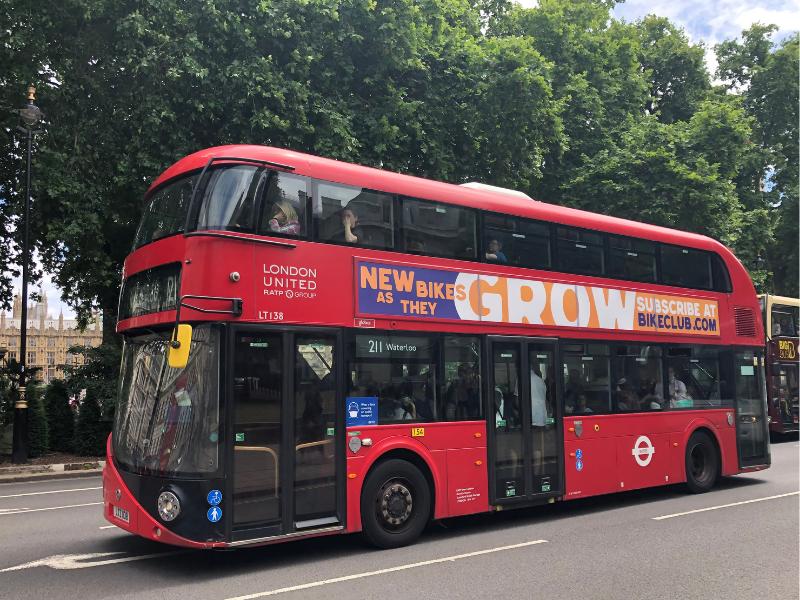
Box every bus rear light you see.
[157,491,181,522]
[154,527,162,538]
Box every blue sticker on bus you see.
[207,489,222,506]
[576,459,584,472]
[207,506,222,523]
[346,396,378,427]
[575,449,583,459]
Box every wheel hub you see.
[380,482,413,526]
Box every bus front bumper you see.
[102,435,227,549]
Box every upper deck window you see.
[711,255,732,292]
[771,306,799,337]
[483,213,551,269]
[556,227,604,275]
[402,198,476,260]
[661,245,712,290]
[259,172,309,237]
[134,174,198,249]
[315,182,394,249]
[608,235,657,283]
[196,165,268,232]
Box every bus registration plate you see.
[113,505,130,523]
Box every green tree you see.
[635,16,710,123]
[716,28,799,295]
[563,114,743,243]
[64,343,121,418]
[44,379,74,453]
[72,389,106,457]
[1,0,563,329]
[25,383,49,458]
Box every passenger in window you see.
[340,207,362,244]
[574,394,593,414]
[485,239,508,263]
[563,369,584,414]
[393,382,417,420]
[407,240,426,253]
[267,200,301,235]
[668,367,692,408]
[494,387,505,427]
[638,375,663,409]
[615,378,640,411]
[530,363,547,426]
[415,372,436,420]
[446,365,480,419]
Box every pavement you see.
[0,459,104,483]
[0,439,797,600]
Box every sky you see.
[8,262,78,319]
[5,0,798,320]
[610,0,800,75]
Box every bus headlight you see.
[157,491,181,522]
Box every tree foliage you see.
[72,388,106,456]
[25,382,48,458]
[63,343,121,418]
[0,0,796,337]
[44,379,74,453]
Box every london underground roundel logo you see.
[631,435,655,467]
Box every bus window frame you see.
[311,180,397,251]
[480,210,554,271]
[134,168,735,296]
[400,195,479,261]
[255,172,313,241]
[660,243,714,292]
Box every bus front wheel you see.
[361,459,431,549]
[684,430,720,493]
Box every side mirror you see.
[167,324,193,369]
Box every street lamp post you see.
[11,85,42,464]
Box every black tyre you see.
[361,459,431,549]
[685,430,720,494]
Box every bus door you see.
[488,337,563,505]
[230,329,343,541]
[733,350,770,467]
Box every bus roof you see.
[759,294,800,308]
[150,144,731,255]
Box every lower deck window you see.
[562,344,611,414]
[349,334,437,423]
[348,333,482,423]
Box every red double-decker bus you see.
[103,145,770,549]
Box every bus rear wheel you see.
[684,430,719,493]
[361,459,431,549]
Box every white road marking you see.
[98,525,117,529]
[653,491,800,520]
[0,502,103,516]
[224,540,549,600]
[0,550,185,572]
[0,476,101,487]
[0,486,101,500]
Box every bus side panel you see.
[563,411,738,500]
[445,446,489,517]
[616,432,672,491]
[563,422,619,499]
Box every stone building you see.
[0,293,102,384]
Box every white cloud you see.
[513,0,798,76]
[613,0,799,46]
